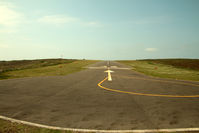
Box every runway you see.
[0,61,199,130]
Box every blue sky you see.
[0,0,199,60]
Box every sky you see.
[0,0,199,60]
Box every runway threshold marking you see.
[97,77,199,98]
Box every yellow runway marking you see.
[98,77,199,98]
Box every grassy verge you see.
[118,59,199,81]
[0,119,72,133]
[0,59,98,80]
[0,119,197,133]
[0,59,75,72]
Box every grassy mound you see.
[119,59,199,81]
[0,59,97,80]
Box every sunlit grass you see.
[119,60,199,81]
[0,60,98,79]
[0,119,72,133]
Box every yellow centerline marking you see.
[98,77,199,98]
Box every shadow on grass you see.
[0,73,10,80]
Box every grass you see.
[0,59,98,80]
[0,59,75,72]
[0,119,72,133]
[0,119,198,133]
[142,59,199,70]
[118,59,199,81]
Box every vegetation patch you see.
[0,59,98,80]
[0,118,197,133]
[118,59,199,81]
[0,59,75,72]
[0,119,73,133]
[141,59,199,70]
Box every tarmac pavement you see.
[0,61,199,130]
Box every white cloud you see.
[0,2,23,26]
[0,44,10,49]
[145,48,158,52]
[20,36,32,41]
[37,15,78,25]
[0,1,103,29]
[38,14,103,28]
[0,28,16,33]
[0,2,24,34]
[84,21,103,27]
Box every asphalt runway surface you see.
[0,61,199,130]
